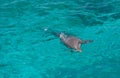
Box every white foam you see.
[44,28,48,31]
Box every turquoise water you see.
[0,0,120,78]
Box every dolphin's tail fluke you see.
[81,40,93,44]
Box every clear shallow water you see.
[0,0,120,78]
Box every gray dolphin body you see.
[60,33,93,52]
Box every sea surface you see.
[0,0,120,78]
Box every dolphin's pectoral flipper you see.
[81,40,93,44]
